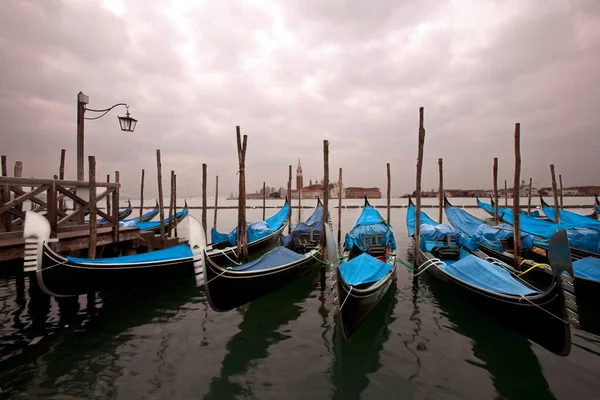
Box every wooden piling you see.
[550,164,560,224]
[139,169,145,222]
[202,163,207,238]
[414,107,426,267]
[236,127,249,262]
[527,177,533,215]
[214,175,219,230]
[1,155,7,231]
[288,165,292,234]
[262,181,266,221]
[559,174,564,209]
[88,156,97,259]
[386,163,391,224]
[337,168,342,246]
[493,158,499,225]
[321,140,330,287]
[156,150,166,248]
[168,170,174,237]
[173,173,178,238]
[59,149,66,211]
[512,123,522,269]
[438,158,443,224]
[504,179,508,208]
[113,171,120,242]
[298,186,302,224]
[13,161,23,215]
[106,175,111,216]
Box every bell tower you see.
[296,158,303,190]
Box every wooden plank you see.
[47,181,57,237]
[0,185,48,215]
[0,176,118,188]
[106,174,111,216]
[59,149,66,212]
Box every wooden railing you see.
[0,177,121,240]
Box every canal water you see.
[1,198,599,399]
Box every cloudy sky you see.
[1,0,599,198]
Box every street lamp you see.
[76,91,138,182]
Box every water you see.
[1,198,599,399]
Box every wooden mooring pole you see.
[337,168,342,246]
[173,173,178,238]
[504,179,508,208]
[262,181,266,221]
[1,155,8,231]
[139,169,145,222]
[113,171,120,242]
[287,165,292,234]
[386,163,391,224]
[512,123,522,269]
[214,176,219,230]
[59,149,66,211]
[106,175,111,216]
[438,158,443,224]
[202,163,207,238]
[236,127,249,263]
[88,156,97,259]
[493,158,499,225]
[14,161,23,215]
[321,140,330,287]
[168,170,175,237]
[559,174,564,209]
[550,164,560,224]
[156,150,166,248]
[414,107,426,267]
[527,177,533,215]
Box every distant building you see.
[345,187,382,199]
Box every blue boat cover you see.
[406,204,439,237]
[229,245,304,272]
[66,244,193,264]
[542,206,600,231]
[210,203,289,246]
[445,205,533,252]
[572,257,600,281]
[477,198,540,218]
[136,209,188,231]
[479,199,600,254]
[441,255,539,296]
[339,253,393,286]
[281,203,322,246]
[344,205,396,252]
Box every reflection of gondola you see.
[203,270,317,399]
[422,273,556,400]
[330,281,397,400]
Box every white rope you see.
[338,286,353,312]
[40,259,69,272]
[204,266,232,286]
[518,295,572,325]
[414,258,445,277]
[210,248,242,265]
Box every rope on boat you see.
[203,266,232,286]
[518,295,571,325]
[210,249,242,265]
[391,256,441,276]
[338,286,353,312]
[308,250,329,266]
[517,261,551,276]
[39,260,69,272]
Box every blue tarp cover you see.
[441,254,539,296]
[572,257,600,281]
[406,204,439,237]
[211,203,289,246]
[477,198,540,218]
[281,203,322,246]
[66,244,193,264]
[339,253,393,286]
[479,199,600,254]
[136,209,188,231]
[445,205,533,252]
[229,245,305,272]
[542,206,600,231]
[344,205,396,252]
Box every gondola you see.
[206,200,290,266]
[596,194,600,214]
[408,208,579,356]
[22,210,206,297]
[202,199,323,312]
[332,197,397,340]
[478,197,600,260]
[88,199,133,221]
[135,201,189,234]
[124,200,160,223]
[540,196,600,228]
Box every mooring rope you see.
[210,248,242,265]
[202,266,231,286]
[518,295,571,325]
[338,286,353,312]
[39,259,69,272]
[517,260,550,277]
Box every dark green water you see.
[1,203,600,399]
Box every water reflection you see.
[204,270,317,399]
[423,274,556,400]
[330,281,397,400]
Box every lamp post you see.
[76,91,137,182]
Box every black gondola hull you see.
[419,250,571,356]
[203,252,319,312]
[38,244,196,297]
[335,267,396,340]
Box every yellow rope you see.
[517,259,550,276]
